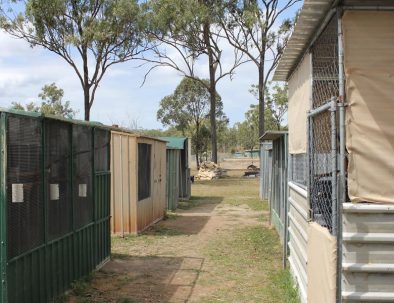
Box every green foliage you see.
[1,0,146,120]
[157,77,227,166]
[9,83,77,118]
[250,82,289,130]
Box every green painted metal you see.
[160,137,186,150]
[166,150,180,211]
[0,112,110,303]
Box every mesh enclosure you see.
[73,125,93,229]
[309,15,339,233]
[311,17,339,109]
[94,128,110,172]
[45,120,72,240]
[7,116,44,259]
[290,154,307,187]
[310,111,333,230]
[138,143,151,201]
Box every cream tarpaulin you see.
[288,53,311,154]
[307,222,336,303]
[343,11,394,203]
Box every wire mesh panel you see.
[45,120,72,240]
[290,154,307,187]
[310,110,334,230]
[7,116,44,259]
[311,17,339,109]
[94,128,110,172]
[73,125,93,229]
[138,143,151,201]
[309,15,339,234]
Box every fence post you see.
[330,97,338,236]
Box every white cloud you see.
[0,30,260,129]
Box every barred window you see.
[138,143,151,201]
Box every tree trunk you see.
[258,57,265,138]
[84,86,90,121]
[203,22,218,163]
[82,47,90,121]
[195,153,200,170]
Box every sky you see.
[0,2,301,130]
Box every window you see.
[138,143,151,201]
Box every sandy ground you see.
[67,176,280,303]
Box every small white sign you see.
[50,184,60,201]
[79,184,87,198]
[12,184,24,203]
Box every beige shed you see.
[110,129,167,235]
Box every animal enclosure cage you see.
[260,132,288,246]
[273,1,394,302]
[0,110,111,303]
[160,137,191,211]
[111,130,167,235]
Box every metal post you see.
[336,9,345,303]
[330,97,337,236]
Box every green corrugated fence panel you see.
[166,150,180,211]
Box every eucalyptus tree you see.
[144,0,246,163]
[157,77,226,168]
[221,0,300,136]
[1,0,147,120]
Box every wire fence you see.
[309,16,339,234]
[289,154,307,187]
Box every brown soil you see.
[68,177,270,303]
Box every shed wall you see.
[166,149,180,211]
[343,11,394,203]
[288,183,308,303]
[110,132,166,234]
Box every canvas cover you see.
[343,11,394,203]
[288,53,311,154]
[307,222,336,303]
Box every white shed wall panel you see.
[288,183,308,303]
[342,203,394,302]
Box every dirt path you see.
[68,176,298,303]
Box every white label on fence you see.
[79,184,87,197]
[50,184,60,200]
[12,184,24,203]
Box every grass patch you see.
[200,226,299,303]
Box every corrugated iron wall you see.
[110,132,166,234]
[260,142,272,200]
[166,149,180,211]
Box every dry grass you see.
[66,175,298,303]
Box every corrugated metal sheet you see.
[166,150,180,211]
[342,203,394,301]
[160,137,187,150]
[288,183,309,303]
[273,0,335,81]
[111,132,166,234]
[260,142,272,200]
